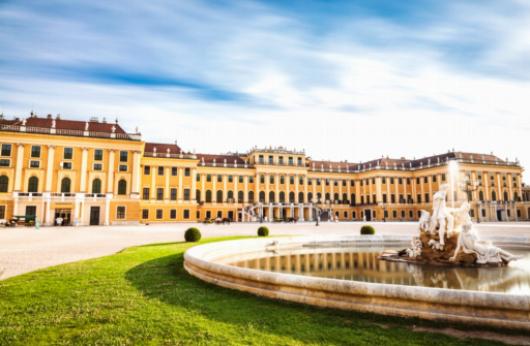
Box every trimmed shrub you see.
[257,226,269,237]
[360,225,375,235]
[184,227,202,242]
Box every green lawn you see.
[0,237,502,345]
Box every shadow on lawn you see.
[123,249,460,345]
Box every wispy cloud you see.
[1,0,529,178]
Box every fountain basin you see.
[184,235,530,331]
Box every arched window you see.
[298,192,304,203]
[92,178,102,194]
[28,176,39,193]
[308,192,313,203]
[289,192,295,203]
[492,191,497,201]
[216,190,223,202]
[325,193,330,202]
[117,179,127,195]
[269,191,275,203]
[479,190,484,201]
[61,177,71,193]
[333,193,339,202]
[196,189,201,202]
[238,190,244,202]
[259,191,265,202]
[342,193,348,203]
[503,191,509,201]
[0,175,8,193]
[205,190,212,203]
[317,192,322,202]
[248,191,254,202]
[227,190,234,200]
[279,191,285,203]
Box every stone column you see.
[191,168,197,202]
[131,151,141,196]
[285,174,290,203]
[14,143,25,191]
[275,173,280,203]
[234,175,239,203]
[223,175,227,203]
[104,194,111,226]
[244,176,249,203]
[294,175,299,203]
[45,145,55,192]
[164,166,170,200]
[200,174,206,202]
[265,174,270,203]
[212,175,217,203]
[107,150,115,193]
[303,176,308,203]
[150,166,156,199]
[80,148,88,192]
[178,168,184,202]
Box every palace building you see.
[0,113,529,226]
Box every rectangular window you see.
[228,175,233,183]
[260,175,265,184]
[156,209,163,219]
[268,156,273,164]
[398,178,402,184]
[156,188,164,200]
[424,177,428,183]
[432,175,437,182]
[249,176,254,183]
[119,164,127,172]
[117,206,126,219]
[158,166,164,176]
[288,157,293,165]
[425,193,430,203]
[142,209,149,219]
[172,167,178,176]
[206,174,211,182]
[144,166,150,175]
[94,149,103,161]
[31,145,40,158]
[142,188,150,200]
[279,156,284,164]
[184,189,190,201]
[0,159,10,167]
[259,155,264,164]
[1,144,11,157]
[217,175,222,182]
[184,168,190,176]
[170,188,177,201]
[119,151,128,162]
[238,176,243,183]
[93,163,102,171]
[170,209,177,219]
[30,160,40,168]
[297,157,302,166]
[197,174,201,181]
[62,162,72,170]
[183,209,190,219]
[417,194,422,203]
[290,176,294,184]
[63,147,73,160]
[0,205,5,219]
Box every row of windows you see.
[0,144,129,162]
[257,154,303,166]
[141,208,190,220]
[0,175,128,194]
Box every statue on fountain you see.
[384,184,518,266]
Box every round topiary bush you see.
[257,226,269,237]
[184,227,202,242]
[360,225,375,235]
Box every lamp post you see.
[463,176,480,223]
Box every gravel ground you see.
[1,221,529,280]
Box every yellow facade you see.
[1,114,529,225]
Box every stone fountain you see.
[382,162,519,267]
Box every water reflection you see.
[230,248,530,294]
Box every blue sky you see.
[1,0,529,179]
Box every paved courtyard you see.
[1,221,530,280]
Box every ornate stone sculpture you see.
[383,185,518,266]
